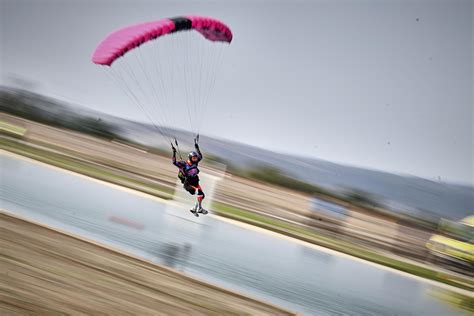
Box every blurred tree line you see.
[243,165,382,207]
[0,86,122,140]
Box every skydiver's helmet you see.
[188,151,199,163]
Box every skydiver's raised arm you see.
[171,145,184,167]
[195,142,202,161]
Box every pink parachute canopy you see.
[92,15,233,66]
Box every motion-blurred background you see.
[1,1,472,315]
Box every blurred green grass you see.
[0,121,27,136]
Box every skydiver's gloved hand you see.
[171,144,177,155]
[194,134,200,150]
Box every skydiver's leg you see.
[186,177,206,213]
[186,186,196,195]
[184,180,199,216]
[197,186,205,209]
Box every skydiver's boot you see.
[197,195,208,214]
[190,203,199,217]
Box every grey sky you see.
[1,0,472,185]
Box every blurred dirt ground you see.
[0,212,295,315]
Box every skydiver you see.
[171,137,207,217]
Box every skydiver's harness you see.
[178,163,199,183]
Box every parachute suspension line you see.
[196,42,216,133]
[120,56,152,107]
[106,65,170,143]
[120,56,174,143]
[195,39,210,134]
[124,66,172,143]
[197,42,226,135]
[195,33,208,134]
[192,32,203,136]
[162,36,182,136]
[187,32,198,134]
[194,39,205,133]
[192,32,202,134]
[104,66,149,127]
[181,31,195,135]
[170,35,180,132]
[190,31,201,134]
[134,48,173,140]
[195,40,212,133]
[166,35,186,146]
[196,37,210,134]
[196,34,205,132]
[151,38,174,134]
[188,32,197,134]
